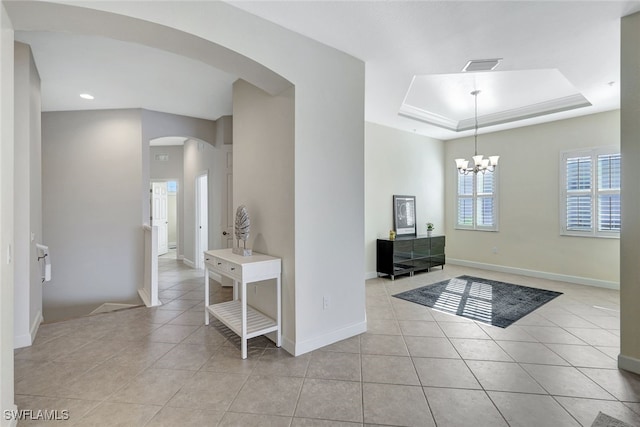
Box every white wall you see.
[0,4,16,424]
[13,41,42,347]
[445,110,620,287]
[365,122,445,278]
[620,11,640,373]
[233,79,295,344]
[42,109,144,321]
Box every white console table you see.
[204,248,281,359]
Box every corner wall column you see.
[619,11,640,373]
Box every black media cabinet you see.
[376,235,445,280]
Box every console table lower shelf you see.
[204,248,282,359]
[207,300,278,339]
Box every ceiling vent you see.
[462,58,502,72]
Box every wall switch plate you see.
[323,296,330,310]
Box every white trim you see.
[177,254,184,260]
[14,310,43,349]
[457,94,591,131]
[137,289,162,308]
[30,309,42,341]
[455,167,499,231]
[281,336,295,356]
[183,258,195,268]
[291,320,367,356]
[365,271,378,280]
[398,104,458,131]
[447,258,619,290]
[560,146,620,238]
[207,270,222,283]
[194,171,209,270]
[7,404,18,427]
[401,93,591,132]
[619,354,640,374]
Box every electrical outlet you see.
[323,296,330,310]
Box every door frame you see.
[150,178,180,257]
[195,171,209,270]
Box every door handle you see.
[222,231,228,236]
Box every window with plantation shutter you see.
[560,147,620,238]
[456,169,498,231]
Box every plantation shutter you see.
[565,156,592,231]
[597,153,621,232]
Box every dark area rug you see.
[392,275,562,328]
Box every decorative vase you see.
[427,230,433,237]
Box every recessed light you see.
[79,93,94,100]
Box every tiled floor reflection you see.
[14,260,640,426]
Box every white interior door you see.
[151,181,169,255]
[196,173,208,269]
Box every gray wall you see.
[42,109,144,321]
[233,79,295,341]
[182,137,229,264]
[13,42,42,346]
[620,11,640,373]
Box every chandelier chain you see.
[474,90,479,156]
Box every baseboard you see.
[208,271,222,284]
[6,404,18,427]
[619,354,640,374]
[138,289,161,308]
[447,258,619,290]
[30,310,43,342]
[281,336,295,356]
[14,310,43,349]
[365,271,378,280]
[14,332,31,349]
[292,320,367,356]
[177,254,184,260]
[182,258,195,268]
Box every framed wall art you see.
[393,195,416,236]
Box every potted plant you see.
[426,222,434,236]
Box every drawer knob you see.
[231,267,235,271]
[217,262,222,265]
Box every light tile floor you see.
[13,259,640,426]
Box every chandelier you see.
[455,90,499,174]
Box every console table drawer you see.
[205,256,242,281]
